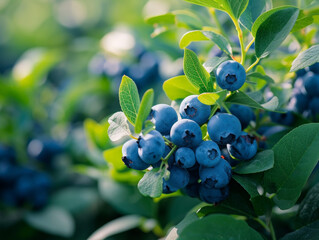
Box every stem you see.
[254,218,270,232]
[230,16,246,65]
[209,8,228,39]
[209,104,219,119]
[220,102,231,114]
[245,38,255,52]
[130,135,138,140]
[246,58,260,73]
[163,136,173,145]
[269,220,277,240]
[164,145,177,162]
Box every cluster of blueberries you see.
[0,145,51,209]
[122,95,258,204]
[89,46,160,90]
[268,63,319,126]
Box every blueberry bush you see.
[98,0,319,239]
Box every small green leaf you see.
[119,75,140,125]
[145,13,176,25]
[84,118,110,150]
[203,57,230,73]
[232,174,260,198]
[253,7,299,58]
[222,0,249,19]
[234,150,274,174]
[138,169,165,198]
[281,220,319,240]
[183,49,211,93]
[298,183,319,224]
[239,0,267,31]
[103,146,124,170]
[251,196,273,216]
[135,89,154,133]
[290,45,319,72]
[263,123,319,210]
[247,72,275,84]
[142,121,155,135]
[108,112,131,142]
[226,91,279,111]
[179,31,232,55]
[291,10,316,32]
[198,90,228,105]
[163,75,199,100]
[174,10,203,29]
[88,215,143,240]
[25,206,75,237]
[178,214,263,240]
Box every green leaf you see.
[119,75,140,125]
[179,31,232,56]
[263,123,319,210]
[138,169,165,198]
[145,13,176,25]
[183,49,211,93]
[239,0,267,31]
[298,183,319,224]
[232,174,260,198]
[99,179,156,218]
[163,75,199,100]
[203,57,230,73]
[84,118,110,150]
[183,0,225,11]
[178,214,263,240]
[135,89,154,134]
[222,0,249,19]
[253,7,299,58]
[234,150,275,174]
[290,45,319,72]
[198,90,227,105]
[142,120,156,135]
[174,10,203,29]
[88,215,143,240]
[108,112,131,142]
[247,72,275,84]
[24,206,75,237]
[280,220,319,240]
[291,10,316,32]
[226,91,279,111]
[166,212,199,240]
[251,196,273,216]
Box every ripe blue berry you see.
[309,97,319,120]
[304,72,319,97]
[199,185,229,204]
[122,140,149,170]
[182,182,200,198]
[195,141,221,167]
[148,104,178,135]
[288,91,309,113]
[230,104,255,129]
[199,159,231,189]
[170,119,202,148]
[207,113,241,146]
[137,130,165,164]
[174,147,196,168]
[310,62,319,74]
[179,95,210,126]
[227,132,257,161]
[162,166,190,193]
[269,111,294,126]
[216,60,246,91]
[152,145,175,168]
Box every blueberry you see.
[309,63,319,74]
[137,130,165,164]
[227,132,257,161]
[216,60,246,91]
[179,95,211,126]
[230,104,255,129]
[309,97,319,120]
[199,159,231,189]
[170,119,202,148]
[221,148,238,167]
[288,91,309,113]
[174,147,196,168]
[162,181,178,194]
[207,113,242,146]
[269,111,294,126]
[122,139,149,170]
[182,182,200,198]
[188,164,200,184]
[15,175,33,200]
[199,185,229,204]
[163,166,190,193]
[148,104,178,135]
[153,145,175,168]
[304,72,319,97]
[296,68,307,78]
[32,173,51,189]
[32,191,49,209]
[195,141,221,167]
